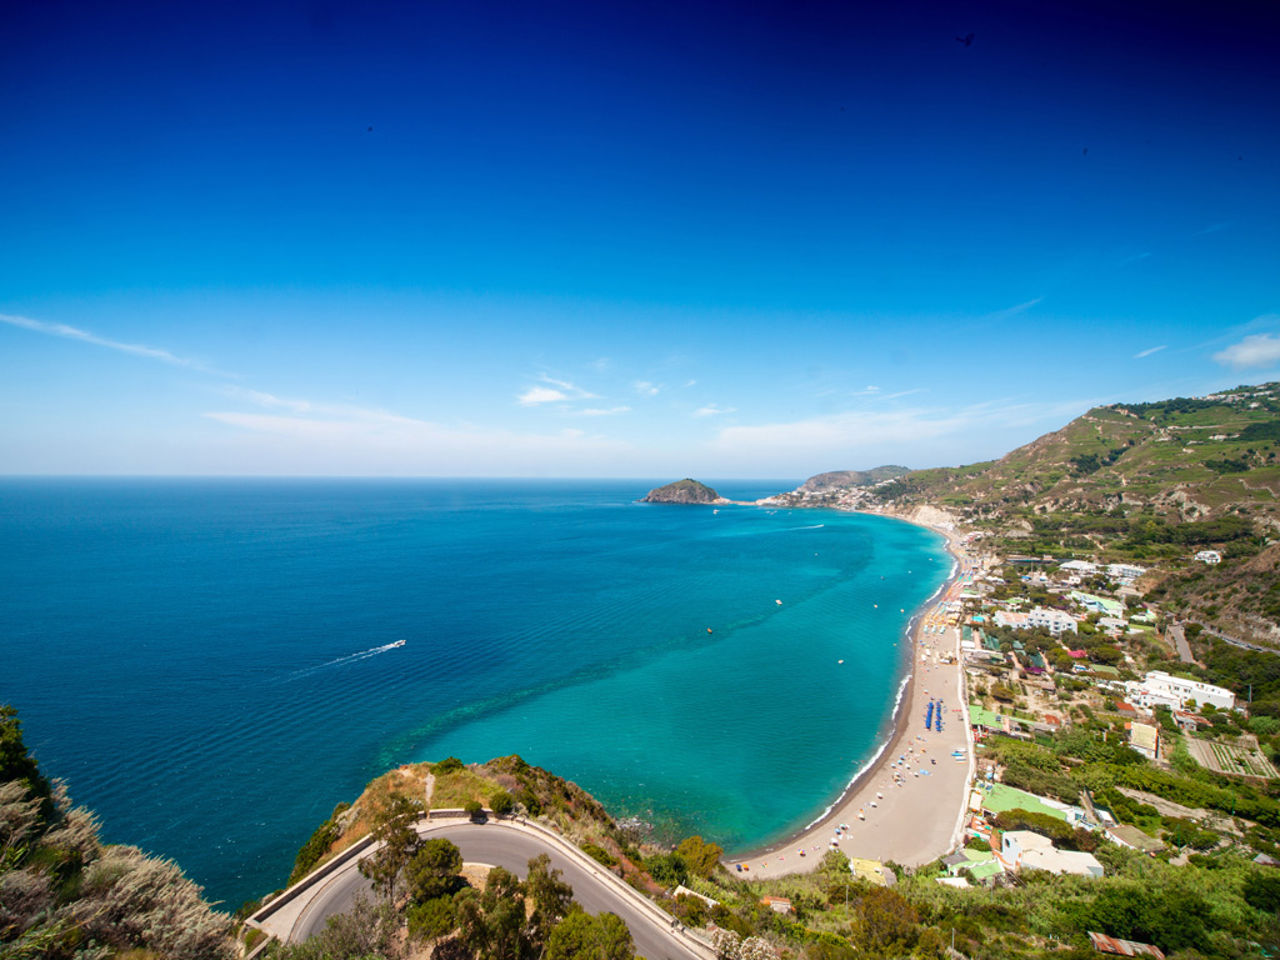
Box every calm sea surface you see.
[0,479,947,908]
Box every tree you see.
[276,894,399,960]
[456,866,533,960]
[525,853,574,951]
[675,835,724,879]
[406,837,463,903]
[645,852,688,887]
[407,896,456,942]
[544,909,635,960]
[481,867,527,960]
[490,789,515,816]
[357,793,423,901]
[850,887,918,954]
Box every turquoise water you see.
[0,479,947,908]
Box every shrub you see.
[489,790,515,816]
[517,786,543,816]
[645,852,688,888]
[463,799,483,819]
[289,802,351,883]
[434,757,465,774]
[408,896,457,941]
[675,835,724,879]
[582,842,618,867]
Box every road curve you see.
[289,820,705,960]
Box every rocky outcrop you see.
[798,466,911,493]
[640,478,721,504]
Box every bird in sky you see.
[956,33,974,46]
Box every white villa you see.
[1124,670,1236,712]
[995,607,1078,635]
[1106,563,1148,581]
[999,831,1104,878]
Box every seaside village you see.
[931,536,1277,892]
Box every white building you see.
[995,607,1076,635]
[1195,550,1222,565]
[1059,560,1098,574]
[1000,831,1104,878]
[1026,606,1078,635]
[1107,563,1147,581]
[1098,616,1129,636]
[1124,670,1236,712]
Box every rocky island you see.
[640,478,721,504]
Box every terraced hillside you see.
[871,383,1280,527]
[775,383,1280,646]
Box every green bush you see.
[464,799,483,819]
[289,801,351,883]
[581,842,618,867]
[407,896,457,941]
[517,786,543,816]
[434,756,465,774]
[489,789,515,816]
[645,852,688,888]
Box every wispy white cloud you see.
[1214,332,1280,370]
[714,397,1098,464]
[0,312,227,374]
[517,386,569,406]
[1120,252,1153,266]
[580,406,631,417]
[221,386,313,413]
[220,385,422,423]
[1195,222,1230,236]
[517,373,599,407]
[538,374,599,399]
[693,404,736,418]
[203,409,626,470]
[852,385,881,396]
[1133,344,1167,360]
[588,357,611,372]
[987,297,1043,321]
[882,388,927,400]
[634,380,660,397]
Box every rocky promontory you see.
[640,478,721,504]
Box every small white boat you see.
[390,639,406,648]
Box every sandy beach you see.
[733,522,977,878]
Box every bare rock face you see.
[640,478,721,504]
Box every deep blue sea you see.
[0,479,948,909]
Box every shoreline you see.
[730,510,974,876]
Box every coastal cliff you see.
[640,478,721,504]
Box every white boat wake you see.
[286,640,406,680]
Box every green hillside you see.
[872,383,1280,526]
[855,383,1280,645]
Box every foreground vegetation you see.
[0,705,234,960]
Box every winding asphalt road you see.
[288,820,705,960]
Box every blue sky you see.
[2,0,1278,477]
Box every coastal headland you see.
[734,516,979,878]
